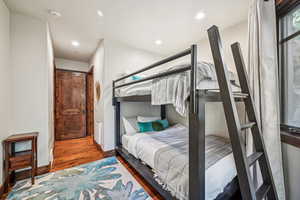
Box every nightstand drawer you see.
[9,153,32,171]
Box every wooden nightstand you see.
[3,132,38,192]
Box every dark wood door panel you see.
[55,70,86,140]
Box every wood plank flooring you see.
[51,136,163,200]
[51,136,103,171]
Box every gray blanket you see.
[151,62,236,116]
[153,135,232,200]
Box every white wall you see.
[167,21,248,137]
[55,58,90,72]
[91,40,162,151]
[90,40,105,147]
[103,40,163,151]
[197,21,248,73]
[0,0,12,185]
[10,13,51,167]
[166,21,248,72]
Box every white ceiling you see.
[5,0,249,62]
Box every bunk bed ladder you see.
[207,25,278,200]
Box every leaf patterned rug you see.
[7,157,151,200]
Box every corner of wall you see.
[10,11,52,167]
[0,0,12,186]
[90,39,105,149]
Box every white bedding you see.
[151,62,241,116]
[126,125,187,168]
[116,79,240,97]
[122,125,237,200]
[116,80,152,97]
[122,134,131,151]
[115,62,241,116]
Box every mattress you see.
[122,125,237,200]
[116,80,152,97]
[116,79,240,97]
[122,134,131,151]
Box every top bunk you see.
[112,46,247,104]
[114,91,247,103]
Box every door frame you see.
[86,66,94,138]
[54,68,94,141]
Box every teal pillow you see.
[156,119,169,129]
[138,121,154,132]
[131,75,142,80]
[138,119,169,132]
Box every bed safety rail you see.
[114,66,191,89]
[114,48,192,83]
[112,47,197,106]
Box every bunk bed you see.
[113,48,243,199]
[112,40,247,199]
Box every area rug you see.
[7,157,151,200]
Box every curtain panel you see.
[247,0,286,199]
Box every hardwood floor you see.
[51,136,103,171]
[51,136,163,200]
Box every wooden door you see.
[86,68,94,136]
[55,70,87,140]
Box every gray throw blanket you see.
[151,62,236,116]
[153,135,232,200]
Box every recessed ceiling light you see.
[195,11,206,20]
[97,10,104,17]
[71,40,80,47]
[48,9,61,17]
[155,40,162,45]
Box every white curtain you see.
[247,0,286,199]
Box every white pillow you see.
[122,117,139,135]
[137,116,161,123]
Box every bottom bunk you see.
[116,124,241,200]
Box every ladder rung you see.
[247,152,263,166]
[233,92,248,98]
[241,122,256,130]
[256,183,271,200]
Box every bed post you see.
[115,101,121,147]
[160,105,166,119]
[198,91,206,199]
[113,80,121,148]
[189,45,205,200]
[112,81,116,106]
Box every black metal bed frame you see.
[112,35,244,200]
